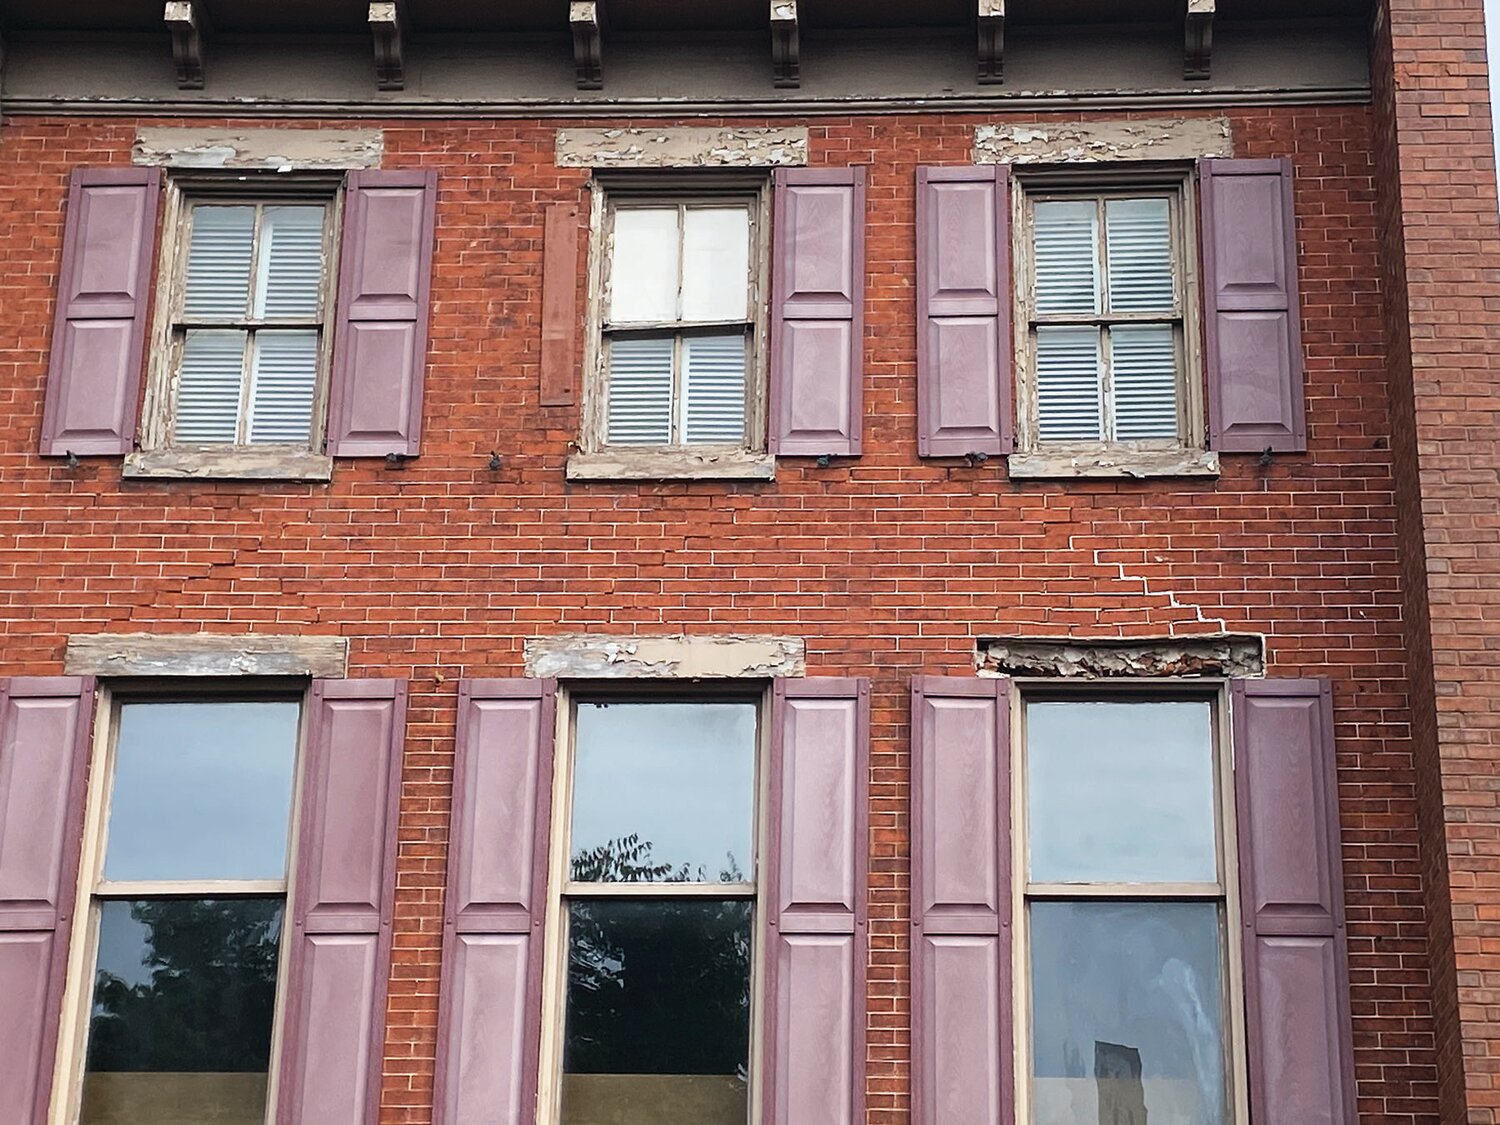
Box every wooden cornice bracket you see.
[369,1,406,91]
[164,1,209,90]
[977,0,1004,85]
[571,0,604,90]
[771,0,799,89]
[1185,0,1214,80]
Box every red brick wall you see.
[0,107,1440,1122]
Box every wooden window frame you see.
[49,680,310,1125]
[535,683,770,1125]
[1011,167,1207,462]
[579,175,773,461]
[1009,680,1250,1125]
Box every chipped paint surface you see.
[977,635,1264,679]
[525,634,806,679]
[1007,448,1220,480]
[556,127,808,168]
[65,633,349,678]
[133,127,384,170]
[974,117,1232,164]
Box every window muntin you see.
[76,698,300,1125]
[1023,186,1189,448]
[1019,696,1237,1125]
[169,199,334,449]
[553,698,760,1125]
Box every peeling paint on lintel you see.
[133,127,384,170]
[525,634,806,679]
[973,116,1232,164]
[65,632,349,678]
[976,634,1264,679]
[555,127,809,168]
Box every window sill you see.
[123,447,333,482]
[1008,447,1220,480]
[566,449,775,482]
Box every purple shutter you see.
[910,677,1012,1125]
[763,679,869,1125]
[435,680,557,1125]
[328,170,437,457]
[0,677,95,1125]
[40,168,161,457]
[1233,678,1356,1125]
[277,679,406,1125]
[770,167,866,457]
[916,166,1013,457]
[1200,158,1307,453]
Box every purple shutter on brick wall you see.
[770,167,866,456]
[0,677,95,1125]
[916,166,1013,457]
[277,680,406,1125]
[434,680,557,1125]
[327,170,437,457]
[763,679,869,1125]
[911,677,1012,1125]
[1233,678,1356,1125]
[1200,158,1307,453]
[40,168,161,457]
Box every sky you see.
[1490,0,1500,158]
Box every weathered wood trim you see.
[566,449,776,481]
[123,448,335,481]
[556,127,808,168]
[369,1,405,91]
[133,128,383,170]
[1007,447,1220,479]
[974,116,1232,164]
[771,0,800,89]
[1185,0,1215,80]
[977,0,1004,84]
[525,634,805,679]
[65,633,349,678]
[977,634,1263,678]
[570,1,604,90]
[164,1,209,90]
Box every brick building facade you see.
[0,1,1495,1123]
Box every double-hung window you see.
[66,695,301,1125]
[545,696,761,1125]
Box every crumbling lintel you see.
[570,0,604,90]
[369,1,406,92]
[526,634,806,680]
[164,1,209,90]
[1185,0,1214,80]
[977,634,1265,680]
[771,0,799,89]
[978,0,1004,85]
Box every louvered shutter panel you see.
[1200,158,1307,452]
[770,168,865,456]
[435,680,557,1125]
[764,679,869,1125]
[911,677,1012,1125]
[277,680,406,1125]
[328,171,437,457]
[0,677,95,1125]
[916,166,1012,456]
[40,168,161,456]
[1233,678,1356,1125]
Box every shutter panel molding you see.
[770,167,866,456]
[763,678,869,1125]
[1200,158,1307,453]
[1232,677,1356,1125]
[328,170,437,457]
[434,679,557,1125]
[910,677,1012,1125]
[916,165,1013,457]
[0,677,95,1125]
[540,202,580,408]
[277,679,406,1125]
[41,168,162,457]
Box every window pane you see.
[1035,326,1103,442]
[682,333,747,445]
[247,330,319,444]
[1033,200,1099,315]
[103,701,299,883]
[1111,324,1180,441]
[1030,901,1228,1125]
[254,204,326,319]
[610,208,680,324]
[562,898,750,1125]
[1027,700,1217,884]
[80,897,282,1125]
[571,702,755,883]
[606,337,675,446]
[176,329,247,444]
[682,207,751,322]
[183,205,255,319]
[1106,197,1175,313]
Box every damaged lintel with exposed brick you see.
[977,635,1264,678]
[525,634,806,679]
